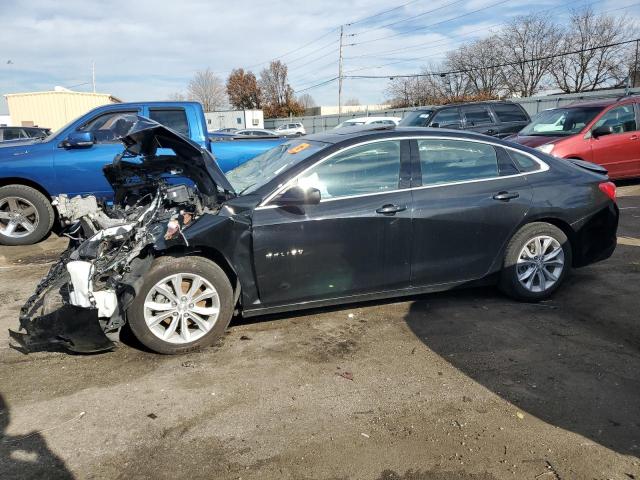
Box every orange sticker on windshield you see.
[288,143,310,154]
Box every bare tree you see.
[297,93,316,109]
[498,14,562,96]
[187,68,227,112]
[167,91,186,101]
[226,68,262,109]
[447,35,505,98]
[344,97,361,106]
[552,8,630,93]
[259,61,304,117]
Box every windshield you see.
[399,110,434,127]
[225,139,330,194]
[520,106,603,136]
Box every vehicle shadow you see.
[403,269,640,457]
[0,393,74,479]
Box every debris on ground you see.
[336,371,354,381]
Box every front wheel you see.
[127,256,234,354]
[499,222,572,301]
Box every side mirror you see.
[430,122,440,128]
[592,125,614,138]
[273,186,321,206]
[62,131,95,148]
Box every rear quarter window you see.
[508,150,541,173]
[149,109,190,137]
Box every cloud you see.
[0,0,638,113]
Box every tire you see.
[0,184,54,246]
[499,222,572,301]
[127,255,234,354]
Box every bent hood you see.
[106,115,236,196]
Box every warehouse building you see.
[4,87,121,130]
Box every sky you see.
[1,0,639,114]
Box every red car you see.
[508,96,640,179]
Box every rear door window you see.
[430,108,462,128]
[492,103,529,123]
[3,128,24,140]
[149,108,190,137]
[417,139,499,185]
[461,105,494,126]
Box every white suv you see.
[275,122,306,136]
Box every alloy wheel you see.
[143,273,220,344]
[516,235,565,293]
[0,196,40,238]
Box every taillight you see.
[598,182,616,202]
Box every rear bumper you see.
[573,203,619,267]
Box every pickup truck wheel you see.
[127,256,234,354]
[0,185,54,246]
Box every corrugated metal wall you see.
[5,91,120,130]
[265,87,640,134]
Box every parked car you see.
[208,128,238,138]
[275,122,306,136]
[399,101,531,138]
[507,96,640,179]
[0,126,51,142]
[235,128,280,137]
[11,119,618,354]
[0,102,285,246]
[335,116,401,129]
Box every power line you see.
[348,0,466,37]
[346,0,423,26]
[343,38,640,79]
[348,0,511,46]
[295,76,339,93]
[343,0,640,73]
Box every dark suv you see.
[399,101,530,138]
[0,126,51,143]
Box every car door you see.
[251,139,412,306]
[460,104,499,136]
[588,103,640,178]
[409,137,533,286]
[53,108,140,198]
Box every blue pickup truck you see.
[0,101,285,245]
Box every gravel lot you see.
[0,186,639,480]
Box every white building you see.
[205,110,263,131]
[0,114,11,126]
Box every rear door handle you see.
[493,191,520,201]
[376,204,406,215]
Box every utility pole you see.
[338,25,344,114]
[634,39,639,89]
[91,61,96,93]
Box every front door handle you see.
[493,191,520,201]
[376,204,406,215]
[631,135,639,140]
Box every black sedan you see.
[12,118,618,355]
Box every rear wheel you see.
[499,222,572,301]
[127,256,234,354]
[0,185,54,246]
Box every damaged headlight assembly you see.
[9,115,234,353]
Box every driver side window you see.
[430,109,462,128]
[78,111,137,144]
[592,105,637,134]
[296,140,401,199]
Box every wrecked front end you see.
[10,116,234,353]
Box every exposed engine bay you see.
[9,115,235,353]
